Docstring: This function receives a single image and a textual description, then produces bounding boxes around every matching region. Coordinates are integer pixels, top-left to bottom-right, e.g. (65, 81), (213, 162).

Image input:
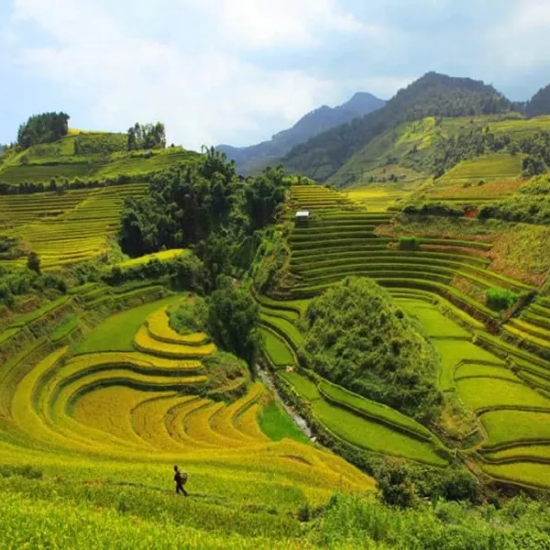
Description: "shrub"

(399, 236), (420, 251)
(402, 202), (465, 217)
(486, 287), (518, 311)
(27, 252), (41, 275)
(169, 297), (208, 335)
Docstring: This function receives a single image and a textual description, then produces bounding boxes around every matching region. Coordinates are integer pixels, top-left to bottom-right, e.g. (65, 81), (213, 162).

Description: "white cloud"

(11, 0), (345, 148)
(180, 0), (383, 49)
(485, 0), (550, 70)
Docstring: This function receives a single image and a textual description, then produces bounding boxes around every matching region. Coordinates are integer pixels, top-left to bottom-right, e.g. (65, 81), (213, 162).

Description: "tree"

(207, 277), (260, 366)
(522, 155), (547, 177)
(127, 122), (166, 150)
(17, 113), (70, 149)
(27, 252), (41, 275)
(244, 166), (288, 230)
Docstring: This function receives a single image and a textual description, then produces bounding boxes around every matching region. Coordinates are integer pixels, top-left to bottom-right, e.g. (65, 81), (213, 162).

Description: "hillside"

(0, 131), (200, 188)
(283, 72), (514, 182)
(329, 113), (550, 190)
(527, 83), (550, 118)
(217, 92), (385, 175)
(253, 182), (550, 496)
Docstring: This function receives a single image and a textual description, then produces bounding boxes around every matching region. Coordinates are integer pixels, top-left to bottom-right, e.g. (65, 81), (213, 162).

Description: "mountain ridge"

(283, 72), (515, 182)
(217, 91), (385, 175)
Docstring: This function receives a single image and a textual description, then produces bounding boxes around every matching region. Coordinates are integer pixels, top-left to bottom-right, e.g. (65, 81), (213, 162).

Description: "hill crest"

(217, 91), (385, 175)
(283, 72), (514, 182)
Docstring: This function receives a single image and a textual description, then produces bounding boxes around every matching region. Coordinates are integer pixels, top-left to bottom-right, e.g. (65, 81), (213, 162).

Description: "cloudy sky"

(1, 0), (550, 150)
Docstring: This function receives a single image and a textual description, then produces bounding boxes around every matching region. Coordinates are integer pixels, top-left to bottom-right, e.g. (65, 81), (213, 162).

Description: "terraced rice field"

(346, 187), (409, 212)
(400, 296), (550, 490)
(279, 184), (550, 490)
(253, 289), (449, 466)
(436, 154), (524, 186)
(0, 183), (148, 270)
(278, 369), (448, 466)
(288, 185), (532, 323)
(0, 296), (373, 545)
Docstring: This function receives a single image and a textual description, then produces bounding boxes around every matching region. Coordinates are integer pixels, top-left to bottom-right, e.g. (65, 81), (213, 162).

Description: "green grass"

(117, 249), (188, 269)
(433, 340), (504, 391)
(50, 314), (81, 342)
(485, 445), (550, 463)
(454, 363), (517, 381)
(318, 380), (435, 440)
(311, 399), (447, 466)
(259, 313), (304, 351)
(396, 300), (470, 339)
(0, 328), (20, 346)
(9, 296), (72, 329)
(456, 376), (550, 411)
(258, 399), (310, 444)
(438, 154), (523, 185)
(482, 462), (550, 490)
(260, 328), (295, 367)
(278, 370), (321, 401)
(480, 410), (550, 449)
(74, 296), (182, 354)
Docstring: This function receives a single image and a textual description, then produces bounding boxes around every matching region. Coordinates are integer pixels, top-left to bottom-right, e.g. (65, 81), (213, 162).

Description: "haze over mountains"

(217, 92), (385, 175)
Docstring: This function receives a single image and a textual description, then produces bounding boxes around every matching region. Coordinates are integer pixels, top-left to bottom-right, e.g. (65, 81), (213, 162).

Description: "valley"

(4, 71), (550, 547)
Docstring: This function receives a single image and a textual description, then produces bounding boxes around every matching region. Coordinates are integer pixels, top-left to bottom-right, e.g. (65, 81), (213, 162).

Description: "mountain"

(527, 83), (550, 118)
(217, 92), (385, 175)
(283, 72), (514, 182)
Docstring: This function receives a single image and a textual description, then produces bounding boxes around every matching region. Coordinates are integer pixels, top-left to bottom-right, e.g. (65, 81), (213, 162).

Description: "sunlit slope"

(0, 184), (149, 270)
(0, 132), (200, 185)
(0, 296), (373, 547)
(327, 114), (550, 192)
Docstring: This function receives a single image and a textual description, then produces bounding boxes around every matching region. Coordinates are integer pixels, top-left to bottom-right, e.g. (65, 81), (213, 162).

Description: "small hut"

(294, 210), (310, 227)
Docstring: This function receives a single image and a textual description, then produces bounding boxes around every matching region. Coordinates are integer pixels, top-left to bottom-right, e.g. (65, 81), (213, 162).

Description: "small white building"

(295, 210), (310, 227)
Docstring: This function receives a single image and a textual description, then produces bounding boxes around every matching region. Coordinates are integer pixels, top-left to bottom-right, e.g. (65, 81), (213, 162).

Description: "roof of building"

(295, 210), (310, 217)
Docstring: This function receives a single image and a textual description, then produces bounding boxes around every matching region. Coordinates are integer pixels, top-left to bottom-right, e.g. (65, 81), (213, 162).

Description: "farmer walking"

(174, 465), (188, 496)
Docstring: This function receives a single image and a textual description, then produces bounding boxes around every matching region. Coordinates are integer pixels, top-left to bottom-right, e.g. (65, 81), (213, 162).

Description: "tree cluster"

(17, 113), (70, 150)
(479, 174), (550, 224)
(299, 277), (442, 422)
(0, 265), (66, 307)
(119, 148), (289, 261)
(127, 122), (166, 151)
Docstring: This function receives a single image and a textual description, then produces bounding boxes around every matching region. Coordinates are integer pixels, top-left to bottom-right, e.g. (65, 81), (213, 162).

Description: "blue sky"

(1, 0), (550, 150)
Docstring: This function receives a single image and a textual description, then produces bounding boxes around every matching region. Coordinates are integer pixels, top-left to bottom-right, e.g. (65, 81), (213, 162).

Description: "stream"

(255, 366), (313, 439)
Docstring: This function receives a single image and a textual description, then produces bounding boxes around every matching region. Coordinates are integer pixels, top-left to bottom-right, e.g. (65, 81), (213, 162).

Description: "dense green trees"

(127, 123), (166, 150)
(244, 166), (287, 230)
(119, 151), (289, 261)
(207, 276), (260, 366)
(17, 113), (70, 150)
(299, 277), (442, 421)
(0, 267), (66, 307)
(26, 252), (41, 276)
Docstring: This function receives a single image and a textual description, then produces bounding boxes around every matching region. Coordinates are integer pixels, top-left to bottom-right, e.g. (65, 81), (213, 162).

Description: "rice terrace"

(5, 37), (550, 550)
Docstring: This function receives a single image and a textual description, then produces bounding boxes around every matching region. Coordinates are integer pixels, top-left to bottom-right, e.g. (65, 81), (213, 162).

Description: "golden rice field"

(0, 296), (373, 546)
(0, 183), (148, 270)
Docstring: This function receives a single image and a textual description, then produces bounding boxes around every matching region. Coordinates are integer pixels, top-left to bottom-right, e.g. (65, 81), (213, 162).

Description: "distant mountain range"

(217, 92), (386, 175)
(283, 72), (517, 182)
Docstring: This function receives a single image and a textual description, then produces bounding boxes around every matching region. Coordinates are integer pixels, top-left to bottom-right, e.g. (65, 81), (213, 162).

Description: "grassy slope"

(258, 399), (310, 444)
(75, 296), (183, 353)
(329, 114), (550, 192)
(0, 133), (200, 185)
